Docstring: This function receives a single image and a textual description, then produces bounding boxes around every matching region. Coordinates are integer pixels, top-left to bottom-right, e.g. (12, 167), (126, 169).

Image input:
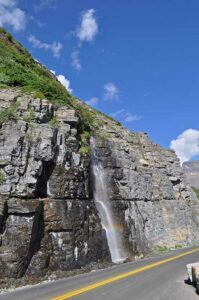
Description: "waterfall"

(90, 137), (126, 263)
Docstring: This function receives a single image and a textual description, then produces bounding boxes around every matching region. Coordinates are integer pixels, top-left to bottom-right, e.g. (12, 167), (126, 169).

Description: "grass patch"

(0, 28), (71, 106)
(78, 131), (91, 156)
(34, 91), (45, 99)
(154, 245), (169, 254)
(49, 116), (59, 128)
(22, 108), (35, 123)
(0, 101), (19, 126)
(75, 103), (97, 131)
(174, 244), (183, 249)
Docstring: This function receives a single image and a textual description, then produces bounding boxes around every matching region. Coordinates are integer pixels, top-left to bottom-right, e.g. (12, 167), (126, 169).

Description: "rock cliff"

(0, 90), (110, 280)
(0, 89), (199, 281)
(183, 161), (199, 190)
(0, 30), (199, 284)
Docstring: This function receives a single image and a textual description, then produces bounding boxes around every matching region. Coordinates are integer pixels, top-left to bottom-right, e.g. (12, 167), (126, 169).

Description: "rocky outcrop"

(0, 89), (199, 283)
(183, 161), (199, 190)
(92, 130), (199, 255)
(0, 90), (109, 280)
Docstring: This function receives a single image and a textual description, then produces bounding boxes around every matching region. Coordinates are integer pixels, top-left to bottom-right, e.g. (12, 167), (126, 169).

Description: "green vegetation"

(0, 28), (12, 41)
(33, 91), (45, 99)
(154, 244), (183, 254)
(22, 108), (35, 123)
(74, 99), (121, 132)
(174, 244), (183, 249)
(192, 187), (199, 200)
(79, 146), (91, 155)
(75, 103), (97, 130)
(49, 116), (59, 128)
(78, 131), (91, 155)
(0, 28), (124, 149)
(0, 28), (71, 106)
(97, 131), (112, 139)
(95, 108), (122, 126)
(154, 245), (169, 254)
(80, 131), (90, 144)
(0, 170), (5, 185)
(0, 101), (19, 126)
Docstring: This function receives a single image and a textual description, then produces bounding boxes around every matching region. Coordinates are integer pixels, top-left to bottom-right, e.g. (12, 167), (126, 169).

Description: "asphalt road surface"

(1, 247), (199, 300)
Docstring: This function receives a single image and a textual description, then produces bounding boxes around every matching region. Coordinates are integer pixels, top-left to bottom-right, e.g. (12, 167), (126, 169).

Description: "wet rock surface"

(0, 90), (109, 285)
(92, 129), (199, 255)
(0, 89), (199, 288)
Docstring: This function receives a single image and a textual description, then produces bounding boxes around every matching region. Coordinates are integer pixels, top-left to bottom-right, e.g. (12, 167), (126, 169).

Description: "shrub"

(76, 104), (96, 130)
(49, 116), (59, 128)
(80, 131), (90, 144)
(34, 91), (45, 99)
(0, 73), (10, 84)
(175, 244), (182, 249)
(79, 146), (91, 155)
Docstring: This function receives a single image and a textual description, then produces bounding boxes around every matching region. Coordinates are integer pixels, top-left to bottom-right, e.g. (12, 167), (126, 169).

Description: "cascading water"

(90, 137), (126, 263)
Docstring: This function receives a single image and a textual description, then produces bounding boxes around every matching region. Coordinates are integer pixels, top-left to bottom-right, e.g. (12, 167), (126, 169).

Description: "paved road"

(1, 247), (199, 300)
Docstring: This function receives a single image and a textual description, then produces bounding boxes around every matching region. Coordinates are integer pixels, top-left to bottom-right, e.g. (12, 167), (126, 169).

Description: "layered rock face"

(0, 89), (199, 281)
(183, 161), (199, 190)
(93, 133), (199, 255)
(0, 90), (109, 279)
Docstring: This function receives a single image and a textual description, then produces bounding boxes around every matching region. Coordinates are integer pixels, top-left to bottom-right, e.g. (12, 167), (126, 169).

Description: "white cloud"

(86, 97), (99, 107)
(34, 0), (57, 12)
(76, 9), (98, 43)
(57, 74), (73, 94)
(28, 35), (63, 58)
(124, 113), (142, 123)
(103, 82), (119, 100)
(29, 16), (46, 28)
(71, 51), (81, 71)
(170, 129), (199, 164)
(0, 0), (16, 6)
(110, 109), (142, 123)
(50, 70), (72, 93)
(0, 0), (26, 31)
(110, 109), (125, 118)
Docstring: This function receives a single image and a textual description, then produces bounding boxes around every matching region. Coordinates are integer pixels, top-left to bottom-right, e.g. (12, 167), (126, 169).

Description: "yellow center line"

(52, 247), (199, 300)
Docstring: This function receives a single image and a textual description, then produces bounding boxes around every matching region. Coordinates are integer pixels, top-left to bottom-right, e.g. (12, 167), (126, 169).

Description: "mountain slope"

(0, 28), (72, 105)
(0, 29), (199, 288)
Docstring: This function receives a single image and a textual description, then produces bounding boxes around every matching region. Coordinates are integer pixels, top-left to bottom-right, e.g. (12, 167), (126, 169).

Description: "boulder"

(187, 262), (199, 282)
(55, 107), (78, 124)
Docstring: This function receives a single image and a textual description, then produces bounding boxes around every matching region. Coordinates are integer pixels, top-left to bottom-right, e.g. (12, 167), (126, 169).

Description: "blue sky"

(1, 0), (199, 163)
